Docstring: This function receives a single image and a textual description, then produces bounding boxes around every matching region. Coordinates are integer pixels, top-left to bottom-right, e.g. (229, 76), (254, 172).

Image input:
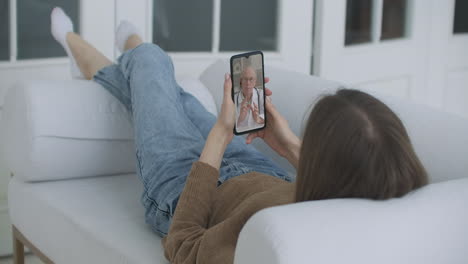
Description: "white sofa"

(2, 60), (468, 264)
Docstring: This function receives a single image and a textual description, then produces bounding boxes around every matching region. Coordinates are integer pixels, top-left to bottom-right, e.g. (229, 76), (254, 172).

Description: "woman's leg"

(118, 44), (210, 236)
(66, 32), (112, 80)
(69, 22), (143, 73)
(52, 10), (193, 236)
(51, 7), (111, 79)
(124, 34), (143, 51)
(91, 39), (209, 236)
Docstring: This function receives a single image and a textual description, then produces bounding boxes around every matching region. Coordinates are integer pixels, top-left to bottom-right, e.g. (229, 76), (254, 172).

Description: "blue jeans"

(93, 43), (290, 237)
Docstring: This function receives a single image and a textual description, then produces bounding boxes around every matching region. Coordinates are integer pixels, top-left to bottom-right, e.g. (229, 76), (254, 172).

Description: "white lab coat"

(234, 88), (265, 132)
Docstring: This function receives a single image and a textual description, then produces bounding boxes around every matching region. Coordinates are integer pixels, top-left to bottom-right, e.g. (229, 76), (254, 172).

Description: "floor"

(0, 254), (43, 264)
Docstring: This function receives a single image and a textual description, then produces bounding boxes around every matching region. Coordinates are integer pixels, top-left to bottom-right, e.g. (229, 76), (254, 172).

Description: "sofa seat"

(8, 173), (168, 264)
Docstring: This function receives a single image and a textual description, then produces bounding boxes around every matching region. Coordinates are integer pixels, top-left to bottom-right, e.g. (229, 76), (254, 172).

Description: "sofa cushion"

(8, 173), (168, 264)
(2, 77), (216, 182)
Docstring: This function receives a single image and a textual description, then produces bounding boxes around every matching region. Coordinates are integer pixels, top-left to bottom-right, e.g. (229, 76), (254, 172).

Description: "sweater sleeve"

(162, 161), (239, 264)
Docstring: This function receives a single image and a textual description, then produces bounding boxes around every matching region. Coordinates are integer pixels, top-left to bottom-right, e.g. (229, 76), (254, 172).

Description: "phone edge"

(230, 51), (266, 136)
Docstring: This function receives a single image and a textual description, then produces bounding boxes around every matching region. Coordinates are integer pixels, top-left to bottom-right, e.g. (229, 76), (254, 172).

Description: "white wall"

(0, 108), (12, 255)
(314, 0), (468, 119)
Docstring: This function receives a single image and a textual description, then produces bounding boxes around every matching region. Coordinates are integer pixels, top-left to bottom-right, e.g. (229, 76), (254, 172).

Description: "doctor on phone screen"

(234, 66), (265, 131)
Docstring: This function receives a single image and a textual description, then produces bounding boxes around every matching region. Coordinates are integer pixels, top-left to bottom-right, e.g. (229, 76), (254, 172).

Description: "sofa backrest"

(5, 59), (466, 183)
(200, 59), (468, 183)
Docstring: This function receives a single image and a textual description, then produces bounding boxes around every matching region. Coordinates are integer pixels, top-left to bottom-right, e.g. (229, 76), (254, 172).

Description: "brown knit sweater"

(162, 161), (294, 264)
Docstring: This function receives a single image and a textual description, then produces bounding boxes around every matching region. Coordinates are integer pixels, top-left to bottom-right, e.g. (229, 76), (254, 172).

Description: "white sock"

(51, 7), (83, 79)
(115, 20), (141, 53)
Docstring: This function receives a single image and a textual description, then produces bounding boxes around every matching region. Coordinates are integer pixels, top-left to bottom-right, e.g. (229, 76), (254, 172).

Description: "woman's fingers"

(218, 73), (236, 130)
(265, 87), (273, 96)
(264, 77), (270, 84)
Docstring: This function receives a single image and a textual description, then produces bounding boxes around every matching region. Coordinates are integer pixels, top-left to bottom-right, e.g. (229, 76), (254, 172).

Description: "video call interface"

(232, 54), (265, 133)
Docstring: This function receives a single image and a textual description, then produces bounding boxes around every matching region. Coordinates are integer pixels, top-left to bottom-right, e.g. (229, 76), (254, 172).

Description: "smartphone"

(230, 51), (266, 135)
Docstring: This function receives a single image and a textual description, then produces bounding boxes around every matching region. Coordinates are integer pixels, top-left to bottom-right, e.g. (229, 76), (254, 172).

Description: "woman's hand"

(199, 73), (235, 169)
(246, 87), (301, 169)
(214, 73), (236, 142)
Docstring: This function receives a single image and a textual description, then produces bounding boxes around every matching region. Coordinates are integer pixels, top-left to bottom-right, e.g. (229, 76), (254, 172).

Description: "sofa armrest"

(2, 80), (136, 182)
(235, 177), (468, 264)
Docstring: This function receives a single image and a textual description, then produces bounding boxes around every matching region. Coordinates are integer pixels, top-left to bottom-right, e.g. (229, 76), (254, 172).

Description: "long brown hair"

(296, 89), (428, 202)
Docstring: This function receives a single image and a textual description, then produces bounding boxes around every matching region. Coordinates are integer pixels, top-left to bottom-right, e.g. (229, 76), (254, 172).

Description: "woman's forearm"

(284, 136), (301, 170)
(199, 123), (232, 170)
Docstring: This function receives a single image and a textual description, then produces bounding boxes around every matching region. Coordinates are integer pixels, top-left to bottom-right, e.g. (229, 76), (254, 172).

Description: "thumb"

(246, 132), (258, 144)
(265, 97), (279, 116)
(223, 73), (232, 102)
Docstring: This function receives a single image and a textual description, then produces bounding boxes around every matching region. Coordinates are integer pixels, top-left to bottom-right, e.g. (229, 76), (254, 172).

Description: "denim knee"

(118, 43), (174, 80)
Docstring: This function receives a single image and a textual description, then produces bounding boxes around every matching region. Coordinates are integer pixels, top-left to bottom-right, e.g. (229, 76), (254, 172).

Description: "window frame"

(138, 0), (314, 77)
(1, 0), (314, 75)
(0, 0), (79, 68)
(453, 0), (468, 35)
(148, 0), (282, 57)
(344, 0), (413, 48)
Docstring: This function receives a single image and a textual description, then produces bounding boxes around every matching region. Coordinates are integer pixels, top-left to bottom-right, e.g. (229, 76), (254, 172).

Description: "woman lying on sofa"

(51, 7), (428, 264)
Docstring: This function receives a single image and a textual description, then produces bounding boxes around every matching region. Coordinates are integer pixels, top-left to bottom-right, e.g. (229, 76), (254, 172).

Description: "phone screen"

(230, 51), (266, 135)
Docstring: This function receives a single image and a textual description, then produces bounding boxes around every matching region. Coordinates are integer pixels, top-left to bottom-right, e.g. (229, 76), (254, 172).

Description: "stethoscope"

(236, 88), (261, 110)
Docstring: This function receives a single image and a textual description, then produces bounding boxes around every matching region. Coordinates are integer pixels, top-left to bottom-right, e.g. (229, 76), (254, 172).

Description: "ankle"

(124, 34), (143, 51)
(65, 32), (75, 47)
(115, 20), (142, 53)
